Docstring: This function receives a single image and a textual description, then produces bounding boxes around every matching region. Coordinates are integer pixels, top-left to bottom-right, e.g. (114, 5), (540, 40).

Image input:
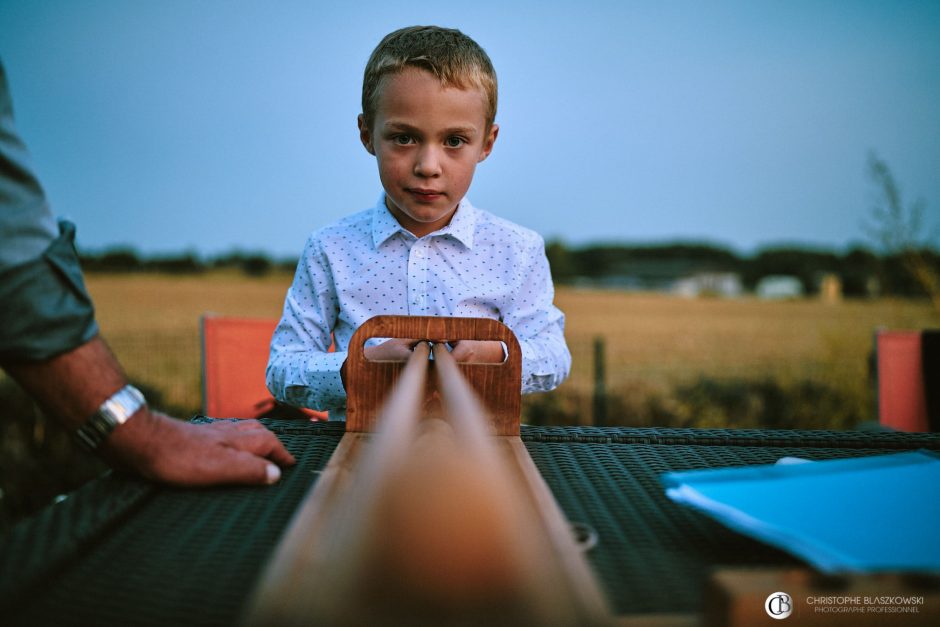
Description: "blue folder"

(662, 450), (940, 572)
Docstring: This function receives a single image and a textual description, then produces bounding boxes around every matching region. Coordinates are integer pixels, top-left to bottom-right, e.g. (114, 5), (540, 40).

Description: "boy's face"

(358, 67), (498, 238)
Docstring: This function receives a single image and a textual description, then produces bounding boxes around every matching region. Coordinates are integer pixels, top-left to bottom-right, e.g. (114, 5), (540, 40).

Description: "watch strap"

(75, 384), (146, 450)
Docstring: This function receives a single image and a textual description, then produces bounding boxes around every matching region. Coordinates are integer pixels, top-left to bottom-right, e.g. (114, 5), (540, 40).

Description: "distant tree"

(571, 245), (621, 279)
(544, 240), (577, 283)
(628, 243), (739, 266)
(863, 153), (940, 310)
(80, 247), (142, 272)
(276, 257), (300, 273)
(210, 252), (241, 270)
(840, 247), (880, 297)
(240, 255), (272, 277)
(563, 242), (740, 282)
(149, 252), (204, 274)
(211, 250), (275, 276)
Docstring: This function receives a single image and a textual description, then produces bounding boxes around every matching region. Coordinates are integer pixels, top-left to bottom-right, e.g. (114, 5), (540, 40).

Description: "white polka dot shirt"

(266, 194), (571, 417)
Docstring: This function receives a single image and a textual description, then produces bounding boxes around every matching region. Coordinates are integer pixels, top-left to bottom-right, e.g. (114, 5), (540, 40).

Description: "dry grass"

(87, 271), (293, 413)
(83, 273), (940, 427)
(552, 289), (938, 427)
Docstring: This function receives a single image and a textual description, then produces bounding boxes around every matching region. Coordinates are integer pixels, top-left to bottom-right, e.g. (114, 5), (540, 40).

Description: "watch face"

(76, 385), (146, 450)
(104, 385), (146, 425)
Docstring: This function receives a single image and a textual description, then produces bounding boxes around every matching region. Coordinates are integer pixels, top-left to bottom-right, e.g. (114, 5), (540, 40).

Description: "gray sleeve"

(0, 59), (58, 269)
(0, 220), (99, 361)
(0, 60), (99, 362)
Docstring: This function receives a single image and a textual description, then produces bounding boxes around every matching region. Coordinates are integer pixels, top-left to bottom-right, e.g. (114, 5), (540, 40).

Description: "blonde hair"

(361, 26), (498, 131)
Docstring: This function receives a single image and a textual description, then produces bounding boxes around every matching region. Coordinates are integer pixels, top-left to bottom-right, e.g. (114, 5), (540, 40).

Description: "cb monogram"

(765, 591), (793, 619)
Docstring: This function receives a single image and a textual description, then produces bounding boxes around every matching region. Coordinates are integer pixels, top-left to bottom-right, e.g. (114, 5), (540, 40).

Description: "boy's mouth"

(407, 188), (445, 202)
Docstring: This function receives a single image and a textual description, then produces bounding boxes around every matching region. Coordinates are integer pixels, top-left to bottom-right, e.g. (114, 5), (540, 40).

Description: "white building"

(756, 275), (804, 299)
(673, 273), (744, 298)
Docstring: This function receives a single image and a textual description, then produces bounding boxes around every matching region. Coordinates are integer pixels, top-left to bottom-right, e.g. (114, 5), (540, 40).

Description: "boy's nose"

(413, 147), (442, 178)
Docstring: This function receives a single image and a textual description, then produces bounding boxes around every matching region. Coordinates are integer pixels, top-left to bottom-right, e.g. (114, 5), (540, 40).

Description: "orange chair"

(201, 315), (329, 420)
(874, 329), (938, 432)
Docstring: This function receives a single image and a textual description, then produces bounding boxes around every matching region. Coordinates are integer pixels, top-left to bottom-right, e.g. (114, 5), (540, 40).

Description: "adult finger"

(192, 448), (283, 486)
(227, 428), (297, 467)
(230, 418), (265, 431)
(203, 419), (296, 466)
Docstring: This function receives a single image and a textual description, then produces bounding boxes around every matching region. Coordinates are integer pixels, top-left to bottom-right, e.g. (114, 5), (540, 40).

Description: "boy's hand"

(448, 340), (505, 364)
(342, 338), (421, 389)
(364, 338), (422, 361)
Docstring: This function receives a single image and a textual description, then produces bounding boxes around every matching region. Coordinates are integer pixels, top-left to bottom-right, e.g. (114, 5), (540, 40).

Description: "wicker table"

(2, 419), (938, 625)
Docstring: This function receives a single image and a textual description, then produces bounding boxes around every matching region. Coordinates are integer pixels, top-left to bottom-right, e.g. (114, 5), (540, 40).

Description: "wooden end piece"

(344, 315), (522, 435)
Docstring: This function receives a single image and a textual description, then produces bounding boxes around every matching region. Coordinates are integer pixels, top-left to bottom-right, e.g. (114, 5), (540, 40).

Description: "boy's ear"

(357, 114), (375, 155)
(478, 123), (499, 163)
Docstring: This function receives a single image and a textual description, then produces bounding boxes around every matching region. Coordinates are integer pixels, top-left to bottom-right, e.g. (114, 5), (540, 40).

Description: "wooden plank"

(244, 344), (431, 626)
(345, 315), (522, 434)
(242, 430), (366, 623)
(501, 435), (612, 621)
(246, 317), (614, 625)
(432, 342), (612, 623)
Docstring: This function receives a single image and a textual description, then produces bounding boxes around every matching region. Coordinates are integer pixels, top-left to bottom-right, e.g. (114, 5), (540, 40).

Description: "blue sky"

(1, 0), (938, 257)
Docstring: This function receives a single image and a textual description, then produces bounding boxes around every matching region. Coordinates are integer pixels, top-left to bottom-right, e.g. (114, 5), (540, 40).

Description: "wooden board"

(245, 325), (612, 625)
(344, 316), (522, 435)
(245, 431), (612, 626)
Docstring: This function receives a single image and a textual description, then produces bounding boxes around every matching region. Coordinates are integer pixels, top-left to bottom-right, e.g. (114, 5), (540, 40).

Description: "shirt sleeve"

(0, 60), (99, 363)
(266, 234), (347, 411)
(0, 60), (59, 268)
(502, 233), (571, 393)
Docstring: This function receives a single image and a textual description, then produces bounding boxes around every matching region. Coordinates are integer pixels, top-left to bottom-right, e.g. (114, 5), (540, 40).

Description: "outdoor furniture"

(874, 329), (940, 432)
(3, 420), (938, 625)
(201, 314), (329, 420)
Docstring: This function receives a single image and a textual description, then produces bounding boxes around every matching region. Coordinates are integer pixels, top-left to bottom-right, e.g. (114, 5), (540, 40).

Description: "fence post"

(593, 337), (606, 427)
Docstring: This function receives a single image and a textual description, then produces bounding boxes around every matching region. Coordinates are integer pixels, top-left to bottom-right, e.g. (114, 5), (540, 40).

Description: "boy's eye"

(393, 135), (414, 145)
(445, 136), (465, 148)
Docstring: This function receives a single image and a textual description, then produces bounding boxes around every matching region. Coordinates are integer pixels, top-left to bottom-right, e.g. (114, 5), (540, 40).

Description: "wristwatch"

(75, 384), (147, 450)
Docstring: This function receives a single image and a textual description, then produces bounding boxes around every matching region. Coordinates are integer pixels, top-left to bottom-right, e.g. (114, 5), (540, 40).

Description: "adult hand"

(104, 409), (296, 487)
(448, 340), (505, 364)
(4, 336), (297, 488)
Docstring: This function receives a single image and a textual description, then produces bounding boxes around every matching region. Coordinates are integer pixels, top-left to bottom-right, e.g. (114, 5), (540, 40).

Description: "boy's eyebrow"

(443, 126), (478, 137)
(382, 121), (479, 137)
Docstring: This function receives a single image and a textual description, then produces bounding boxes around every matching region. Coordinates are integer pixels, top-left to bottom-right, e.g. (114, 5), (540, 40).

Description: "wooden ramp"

(245, 316), (611, 626)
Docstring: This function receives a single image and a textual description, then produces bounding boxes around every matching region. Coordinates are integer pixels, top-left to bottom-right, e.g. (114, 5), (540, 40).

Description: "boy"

(266, 26), (570, 418)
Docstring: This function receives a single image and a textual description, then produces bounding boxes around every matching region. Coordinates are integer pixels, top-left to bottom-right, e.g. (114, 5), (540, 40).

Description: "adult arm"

(1, 59), (294, 485)
(3, 336), (294, 485)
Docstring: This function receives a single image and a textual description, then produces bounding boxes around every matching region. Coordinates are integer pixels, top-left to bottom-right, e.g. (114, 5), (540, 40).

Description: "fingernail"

(266, 464), (281, 484)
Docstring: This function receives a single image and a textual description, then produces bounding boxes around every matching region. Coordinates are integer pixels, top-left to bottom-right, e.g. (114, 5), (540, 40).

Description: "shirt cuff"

(0, 221), (99, 362)
(286, 350), (348, 411)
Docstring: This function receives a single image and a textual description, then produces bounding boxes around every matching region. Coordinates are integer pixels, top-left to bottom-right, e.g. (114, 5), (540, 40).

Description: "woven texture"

(1, 421), (343, 627)
(1, 420), (936, 624)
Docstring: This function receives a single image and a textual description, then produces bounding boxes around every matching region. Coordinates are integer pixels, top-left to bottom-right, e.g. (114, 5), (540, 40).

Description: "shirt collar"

(371, 193), (477, 250)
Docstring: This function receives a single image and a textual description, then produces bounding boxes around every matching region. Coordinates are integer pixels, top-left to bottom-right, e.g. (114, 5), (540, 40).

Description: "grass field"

(2, 271), (937, 530)
(82, 271), (940, 430)
(553, 289), (938, 428)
